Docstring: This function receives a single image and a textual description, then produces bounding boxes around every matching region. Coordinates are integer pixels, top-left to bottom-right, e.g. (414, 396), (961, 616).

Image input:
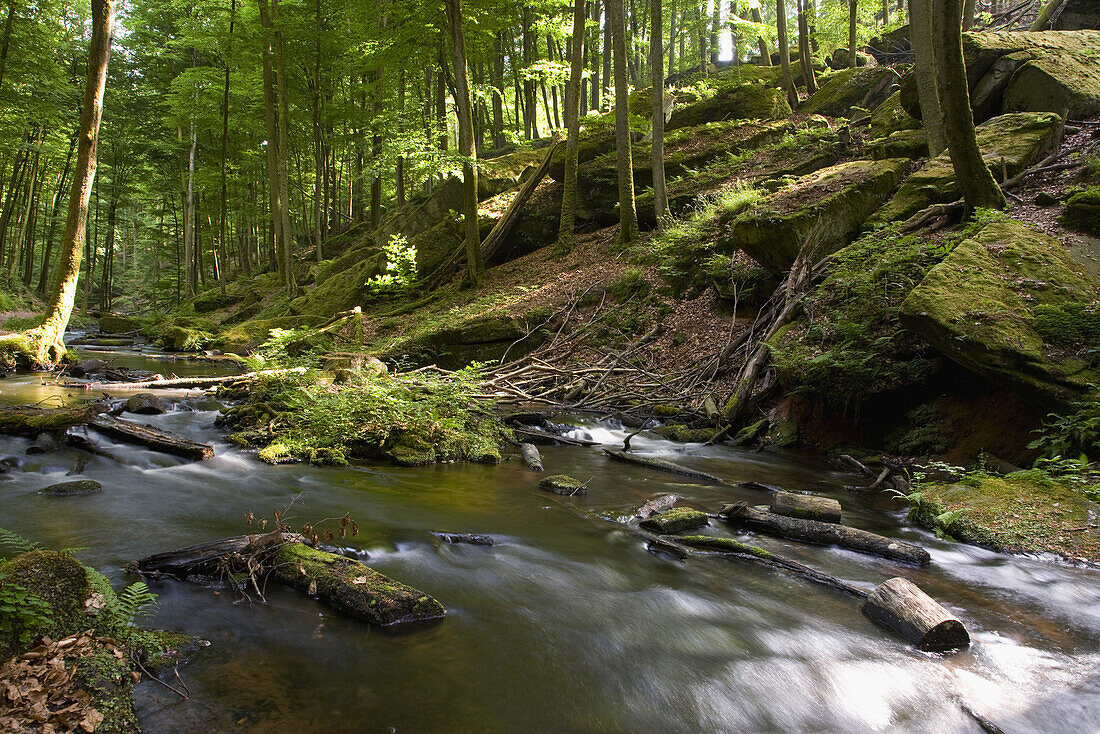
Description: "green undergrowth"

(768, 212), (1006, 411)
(220, 341), (507, 467)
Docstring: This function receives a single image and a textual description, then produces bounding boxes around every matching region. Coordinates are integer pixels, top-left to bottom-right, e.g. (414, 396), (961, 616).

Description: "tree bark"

(751, 5), (771, 66)
(848, 0), (858, 68)
(445, 0), (484, 288)
(909, 0), (947, 156)
(862, 576), (970, 651)
(776, 0), (797, 107)
(25, 0), (113, 367)
(607, 0), (638, 245)
(1030, 0), (1066, 29)
(797, 0), (817, 94)
(651, 0), (670, 229)
(558, 0), (588, 251)
(932, 0), (1006, 212)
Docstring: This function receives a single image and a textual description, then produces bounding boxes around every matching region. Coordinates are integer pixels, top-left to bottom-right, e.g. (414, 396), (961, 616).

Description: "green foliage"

(114, 582), (158, 627)
(1028, 392), (1100, 461)
(0, 574), (53, 650)
(1034, 303), (1100, 347)
(366, 234), (418, 297)
(609, 268), (650, 302)
(0, 527), (41, 556)
(242, 327), (319, 371)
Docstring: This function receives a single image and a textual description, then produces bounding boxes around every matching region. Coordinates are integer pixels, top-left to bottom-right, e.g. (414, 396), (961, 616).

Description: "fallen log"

(720, 502), (931, 566)
(603, 449), (729, 484)
(432, 531), (495, 546)
(0, 404), (107, 436)
(520, 443), (544, 471)
(89, 414), (215, 460)
(133, 532), (289, 578)
(632, 493), (678, 519)
(771, 491), (842, 523)
(273, 542), (446, 627)
(69, 366), (307, 391)
(514, 426), (599, 446)
(861, 576), (970, 651)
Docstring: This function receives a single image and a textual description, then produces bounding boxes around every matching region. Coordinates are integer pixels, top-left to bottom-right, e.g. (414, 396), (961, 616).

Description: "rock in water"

(539, 474), (586, 495)
(432, 532), (495, 546)
(70, 359), (106, 378)
(639, 508), (710, 534)
(125, 392), (167, 415)
(38, 480), (103, 496)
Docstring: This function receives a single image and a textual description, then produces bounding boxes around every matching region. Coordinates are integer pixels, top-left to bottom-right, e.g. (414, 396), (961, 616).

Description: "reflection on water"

(1, 351), (1098, 732)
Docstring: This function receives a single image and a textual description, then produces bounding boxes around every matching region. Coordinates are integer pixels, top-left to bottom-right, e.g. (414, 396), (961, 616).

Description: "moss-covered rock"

(911, 472), (1100, 563)
(1061, 187), (1100, 236)
(191, 289), (246, 314)
(149, 316), (220, 352)
(217, 315), (326, 353)
(801, 67), (900, 117)
(37, 479), (103, 496)
(719, 157), (909, 273)
(639, 507), (710, 533)
(288, 254), (384, 317)
(98, 314), (139, 334)
(0, 550), (89, 660)
(667, 82), (792, 130)
(899, 218), (1100, 403)
(651, 424), (715, 443)
(869, 90), (922, 139)
(867, 128), (928, 160)
(539, 474), (586, 495)
(869, 112), (1062, 224)
(273, 542), (445, 627)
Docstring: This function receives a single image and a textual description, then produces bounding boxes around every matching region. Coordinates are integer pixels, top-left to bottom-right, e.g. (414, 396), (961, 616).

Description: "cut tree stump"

(273, 543), (445, 627)
(861, 576), (970, 651)
(603, 450), (729, 484)
(720, 503), (930, 566)
(90, 414), (214, 460)
(770, 491), (843, 523)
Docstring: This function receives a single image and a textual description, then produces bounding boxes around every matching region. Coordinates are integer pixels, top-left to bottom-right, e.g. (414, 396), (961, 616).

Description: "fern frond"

(116, 581), (158, 625)
(0, 527), (40, 555)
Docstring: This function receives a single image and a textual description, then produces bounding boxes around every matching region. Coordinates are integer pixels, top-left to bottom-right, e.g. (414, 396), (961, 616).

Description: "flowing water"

(1, 349), (1099, 733)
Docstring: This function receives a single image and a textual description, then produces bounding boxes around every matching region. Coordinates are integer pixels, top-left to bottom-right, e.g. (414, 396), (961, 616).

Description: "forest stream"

(2, 346), (1098, 733)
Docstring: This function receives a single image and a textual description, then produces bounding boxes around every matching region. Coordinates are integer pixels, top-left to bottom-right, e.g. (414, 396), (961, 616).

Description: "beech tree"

(607, 0), (637, 245)
(651, 0), (670, 229)
(557, 0), (587, 250)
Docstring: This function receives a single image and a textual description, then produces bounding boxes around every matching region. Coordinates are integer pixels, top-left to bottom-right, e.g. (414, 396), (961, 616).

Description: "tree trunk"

(219, 0), (236, 289)
(272, 0), (294, 292)
(0, 0), (14, 95)
(651, 0), (669, 229)
(909, 0), (947, 156)
(444, 0), (484, 288)
(558, 0), (588, 251)
(751, 5), (771, 66)
(777, 0), (797, 106)
(608, 0), (638, 245)
(1030, 0), (1066, 29)
(37, 132), (77, 295)
(602, 0), (612, 109)
(932, 0), (1005, 212)
(848, 0), (858, 68)
(797, 0), (817, 94)
(258, 0), (289, 289)
(26, 0), (113, 368)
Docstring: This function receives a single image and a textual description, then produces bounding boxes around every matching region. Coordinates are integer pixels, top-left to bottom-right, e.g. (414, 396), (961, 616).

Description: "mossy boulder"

(38, 479), (103, 496)
(667, 82), (793, 130)
(718, 157), (909, 273)
(639, 507), (710, 533)
(899, 219), (1100, 403)
(539, 474), (585, 495)
(150, 316), (220, 352)
(1061, 187), (1100, 236)
(867, 128), (928, 160)
(651, 424), (715, 443)
(433, 313), (525, 346)
(868, 91), (921, 138)
(0, 550), (89, 660)
(217, 315), (326, 353)
(801, 67), (900, 117)
(125, 392), (167, 415)
(288, 254), (384, 316)
(98, 314), (139, 334)
(869, 112), (1062, 224)
(273, 542), (445, 627)
(191, 289), (245, 314)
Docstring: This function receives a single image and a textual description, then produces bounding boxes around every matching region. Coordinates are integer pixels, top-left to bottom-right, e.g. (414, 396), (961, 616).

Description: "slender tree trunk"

(777, 0), (797, 107)
(651, 0), (670, 228)
(668, 2), (677, 75)
(0, 0), (15, 95)
(396, 67), (406, 205)
(932, 0), (1005, 212)
(602, 0), (612, 109)
(492, 33), (507, 147)
(370, 4), (387, 229)
(608, 0), (638, 244)
(311, 0), (324, 260)
(909, 0), (947, 156)
(1030, 0), (1066, 29)
(219, 0), (236, 288)
(751, 6), (771, 65)
(710, 0), (721, 66)
(272, 0), (294, 292)
(558, 0), (588, 251)
(444, 0), (484, 287)
(962, 0), (976, 29)
(797, 0), (816, 93)
(258, 0), (285, 285)
(37, 132), (76, 295)
(28, 0), (113, 367)
(848, 0), (858, 68)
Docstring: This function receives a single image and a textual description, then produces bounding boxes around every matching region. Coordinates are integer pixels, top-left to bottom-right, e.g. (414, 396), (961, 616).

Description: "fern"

(115, 581), (158, 626)
(0, 527), (40, 556)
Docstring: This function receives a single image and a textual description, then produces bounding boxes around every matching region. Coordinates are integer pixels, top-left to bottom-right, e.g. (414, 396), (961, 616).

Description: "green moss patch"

(639, 507), (710, 533)
(801, 66), (900, 117)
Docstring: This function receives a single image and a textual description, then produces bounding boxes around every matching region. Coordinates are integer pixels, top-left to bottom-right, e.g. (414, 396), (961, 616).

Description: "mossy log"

(0, 404), (107, 436)
(770, 491), (843, 523)
(273, 543), (445, 627)
(720, 503), (931, 566)
(90, 414), (215, 460)
(71, 366), (307, 391)
(862, 576), (970, 651)
(603, 449), (729, 484)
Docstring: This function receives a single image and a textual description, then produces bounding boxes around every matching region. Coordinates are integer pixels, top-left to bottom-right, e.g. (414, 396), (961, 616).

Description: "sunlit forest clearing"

(0, 0), (1099, 731)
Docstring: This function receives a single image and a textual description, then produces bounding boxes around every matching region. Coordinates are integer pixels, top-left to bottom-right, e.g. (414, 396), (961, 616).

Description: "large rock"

(98, 314), (138, 334)
(718, 158), (909, 273)
(38, 479), (103, 496)
(1052, 0), (1100, 29)
(869, 90), (921, 138)
(801, 67), (901, 117)
(667, 82), (792, 129)
(900, 219), (1100, 403)
(0, 551), (89, 659)
(1061, 187), (1100, 236)
(865, 24), (911, 64)
(870, 112), (1062, 224)
(126, 392), (167, 415)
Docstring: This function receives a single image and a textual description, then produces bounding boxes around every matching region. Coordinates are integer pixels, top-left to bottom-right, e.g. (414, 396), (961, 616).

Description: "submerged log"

(273, 542), (445, 627)
(720, 503), (930, 566)
(432, 531), (494, 546)
(861, 576), (970, 651)
(770, 491), (843, 523)
(70, 366), (307, 391)
(90, 414), (215, 460)
(604, 449), (728, 484)
(0, 404), (107, 436)
(519, 443), (544, 471)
